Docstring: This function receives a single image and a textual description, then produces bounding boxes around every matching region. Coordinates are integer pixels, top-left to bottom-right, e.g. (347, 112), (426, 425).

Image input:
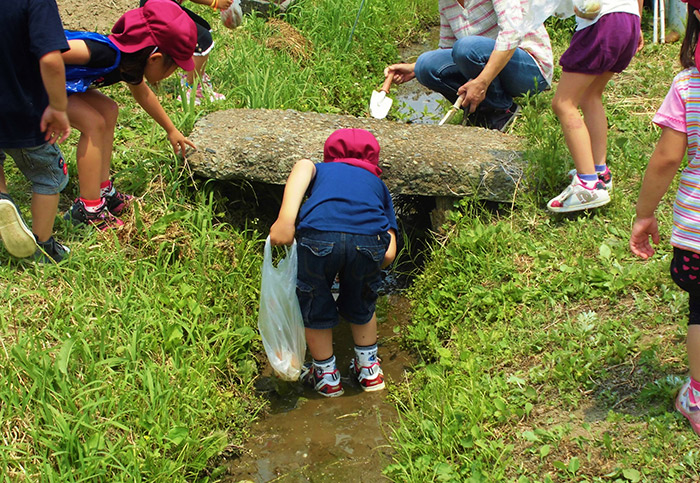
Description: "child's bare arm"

(381, 229), (397, 269)
(270, 159), (316, 246)
(61, 39), (90, 65)
(188, 0), (233, 10)
(630, 127), (687, 259)
(128, 81), (196, 156)
(38, 50), (70, 143)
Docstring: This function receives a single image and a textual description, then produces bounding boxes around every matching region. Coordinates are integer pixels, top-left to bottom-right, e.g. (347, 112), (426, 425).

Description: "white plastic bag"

(221, 0), (243, 29)
(517, 0), (575, 35)
(258, 236), (306, 381)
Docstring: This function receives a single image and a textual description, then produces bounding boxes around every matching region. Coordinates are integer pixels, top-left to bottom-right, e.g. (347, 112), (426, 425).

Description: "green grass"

(2, 1), (697, 481)
(385, 15), (700, 483)
(0, 0), (436, 479)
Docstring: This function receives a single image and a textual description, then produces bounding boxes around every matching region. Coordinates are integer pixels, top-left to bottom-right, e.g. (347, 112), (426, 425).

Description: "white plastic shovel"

(369, 75), (394, 119)
(438, 94), (465, 126)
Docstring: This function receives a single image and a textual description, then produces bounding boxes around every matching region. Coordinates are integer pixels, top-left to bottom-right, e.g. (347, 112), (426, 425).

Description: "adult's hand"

(384, 63), (416, 85)
(458, 77), (488, 113)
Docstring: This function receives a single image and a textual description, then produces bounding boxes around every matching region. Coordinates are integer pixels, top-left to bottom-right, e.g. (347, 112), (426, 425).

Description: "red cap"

(323, 129), (382, 177)
(109, 0), (197, 72)
(684, 0), (700, 8)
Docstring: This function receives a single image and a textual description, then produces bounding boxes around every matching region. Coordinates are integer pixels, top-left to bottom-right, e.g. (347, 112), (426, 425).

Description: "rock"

(186, 108), (525, 202)
(240, 0), (295, 15)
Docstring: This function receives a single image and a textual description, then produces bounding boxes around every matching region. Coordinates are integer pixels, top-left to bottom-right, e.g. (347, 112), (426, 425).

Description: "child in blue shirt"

(270, 128), (398, 397)
(0, 0), (71, 262)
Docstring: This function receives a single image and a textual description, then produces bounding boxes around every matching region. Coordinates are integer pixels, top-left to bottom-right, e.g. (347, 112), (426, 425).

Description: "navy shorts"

(560, 13), (640, 75)
(296, 229), (390, 330)
(0, 144), (68, 195)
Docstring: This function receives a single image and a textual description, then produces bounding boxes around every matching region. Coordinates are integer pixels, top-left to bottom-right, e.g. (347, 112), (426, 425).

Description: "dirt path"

(57, 1), (134, 33)
(224, 295), (414, 482)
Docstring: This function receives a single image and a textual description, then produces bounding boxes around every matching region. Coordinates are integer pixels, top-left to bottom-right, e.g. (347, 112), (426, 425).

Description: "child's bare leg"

(30, 193), (59, 242)
(68, 91), (118, 200)
(305, 327), (334, 361)
(689, 325), (700, 382)
(0, 163), (7, 192)
(187, 55), (208, 85)
(579, 72), (615, 167)
(349, 313), (385, 391)
(350, 313), (378, 347)
(552, 71), (600, 175)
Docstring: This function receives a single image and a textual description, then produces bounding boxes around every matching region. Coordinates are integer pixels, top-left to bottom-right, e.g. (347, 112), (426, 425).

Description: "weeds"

(386, 14), (700, 483)
(1, 0), (695, 480)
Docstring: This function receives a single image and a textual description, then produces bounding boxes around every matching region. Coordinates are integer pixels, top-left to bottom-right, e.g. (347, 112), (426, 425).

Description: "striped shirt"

(438, 0), (553, 85)
(653, 68), (700, 253)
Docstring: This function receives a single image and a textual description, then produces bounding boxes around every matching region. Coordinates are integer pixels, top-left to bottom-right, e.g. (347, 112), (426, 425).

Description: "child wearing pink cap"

(270, 129), (398, 397)
(61, 0), (198, 229)
(140, 0), (234, 105)
(547, 0), (643, 213)
(630, 0), (700, 437)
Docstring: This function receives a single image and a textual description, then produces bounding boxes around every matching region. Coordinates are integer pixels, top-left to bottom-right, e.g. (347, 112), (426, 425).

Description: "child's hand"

(40, 106), (70, 144)
(167, 129), (196, 157)
(630, 216), (660, 259)
(270, 219), (296, 246)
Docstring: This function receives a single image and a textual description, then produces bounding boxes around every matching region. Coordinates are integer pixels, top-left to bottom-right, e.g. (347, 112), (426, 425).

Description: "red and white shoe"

(350, 357), (385, 392)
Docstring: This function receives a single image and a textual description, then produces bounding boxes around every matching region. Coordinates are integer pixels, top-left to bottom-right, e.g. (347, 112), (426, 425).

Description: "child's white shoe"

(547, 177), (610, 213)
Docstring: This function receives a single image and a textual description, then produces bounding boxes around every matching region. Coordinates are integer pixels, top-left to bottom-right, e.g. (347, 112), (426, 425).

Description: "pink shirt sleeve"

(653, 76), (687, 133)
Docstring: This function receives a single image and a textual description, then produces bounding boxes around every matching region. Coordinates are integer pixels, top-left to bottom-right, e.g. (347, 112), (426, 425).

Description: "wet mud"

(224, 295), (414, 483)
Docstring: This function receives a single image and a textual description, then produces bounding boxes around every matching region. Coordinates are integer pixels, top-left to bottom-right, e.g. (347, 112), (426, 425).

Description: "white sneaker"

(547, 177), (610, 213)
(567, 166), (613, 192)
(349, 356), (385, 392)
(676, 379), (700, 436)
(0, 195), (37, 258)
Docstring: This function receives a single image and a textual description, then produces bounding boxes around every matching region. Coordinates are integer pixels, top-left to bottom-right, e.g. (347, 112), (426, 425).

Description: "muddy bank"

(224, 295), (414, 482)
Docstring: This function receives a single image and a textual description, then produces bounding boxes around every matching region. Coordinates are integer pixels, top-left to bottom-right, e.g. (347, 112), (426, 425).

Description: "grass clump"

(386, 15), (700, 483)
(0, 0), (434, 479)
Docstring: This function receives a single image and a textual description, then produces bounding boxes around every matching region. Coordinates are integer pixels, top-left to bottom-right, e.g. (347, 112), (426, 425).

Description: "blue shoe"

(35, 236), (70, 263)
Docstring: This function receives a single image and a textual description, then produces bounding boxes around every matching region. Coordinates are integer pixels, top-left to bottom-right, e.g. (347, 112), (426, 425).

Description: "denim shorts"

(0, 144), (68, 195)
(296, 229), (390, 329)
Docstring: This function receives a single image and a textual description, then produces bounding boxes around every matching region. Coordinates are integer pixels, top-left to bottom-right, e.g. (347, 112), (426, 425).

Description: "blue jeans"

(296, 229), (390, 329)
(414, 36), (549, 111)
(0, 144), (68, 195)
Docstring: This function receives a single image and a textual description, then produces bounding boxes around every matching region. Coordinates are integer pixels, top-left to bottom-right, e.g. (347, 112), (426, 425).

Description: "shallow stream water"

(390, 28), (445, 125)
(224, 295), (414, 482)
(223, 31), (443, 483)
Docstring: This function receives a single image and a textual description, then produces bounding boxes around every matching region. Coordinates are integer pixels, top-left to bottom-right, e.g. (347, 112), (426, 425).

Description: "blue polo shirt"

(0, 0), (68, 149)
(297, 162), (398, 235)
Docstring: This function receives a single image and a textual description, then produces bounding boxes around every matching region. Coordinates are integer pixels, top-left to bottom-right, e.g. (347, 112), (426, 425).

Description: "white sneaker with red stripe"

(547, 176), (610, 213)
(350, 356), (385, 392)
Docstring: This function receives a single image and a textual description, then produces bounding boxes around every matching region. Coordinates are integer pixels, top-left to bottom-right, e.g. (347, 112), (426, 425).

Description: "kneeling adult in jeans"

(385, 0), (553, 131)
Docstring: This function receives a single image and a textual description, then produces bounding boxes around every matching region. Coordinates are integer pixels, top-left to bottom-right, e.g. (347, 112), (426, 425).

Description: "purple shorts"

(560, 12), (640, 75)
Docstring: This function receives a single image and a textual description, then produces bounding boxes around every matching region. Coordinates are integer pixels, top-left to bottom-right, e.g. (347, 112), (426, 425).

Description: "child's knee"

(104, 99), (119, 126)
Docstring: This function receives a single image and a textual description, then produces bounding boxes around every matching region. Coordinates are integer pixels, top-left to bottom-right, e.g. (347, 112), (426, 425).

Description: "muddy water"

(392, 28), (445, 125)
(224, 295), (414, 483)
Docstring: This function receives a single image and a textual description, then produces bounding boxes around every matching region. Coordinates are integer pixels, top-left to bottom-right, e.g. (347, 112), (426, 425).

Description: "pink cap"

(109, 0), (197, 71)
(323, 129), (382, 177)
